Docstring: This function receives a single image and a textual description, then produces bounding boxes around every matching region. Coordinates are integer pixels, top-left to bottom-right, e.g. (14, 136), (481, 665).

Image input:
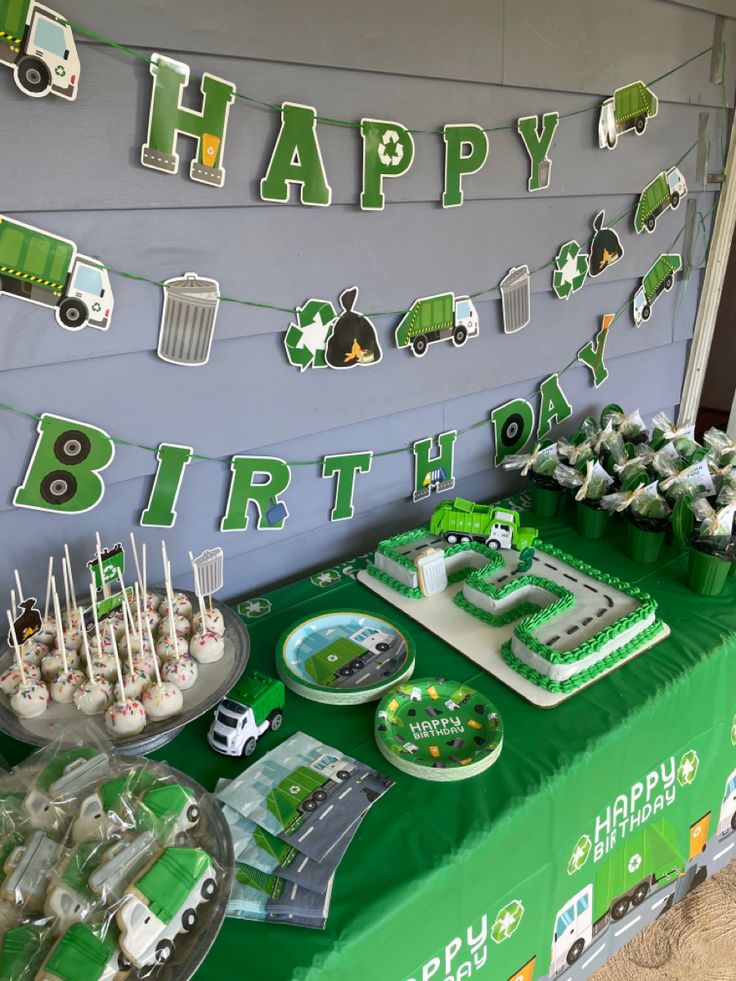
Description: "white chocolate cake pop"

(1, 662), (41, 694)
(159, 613), (191, 639)
(11, 681), (50, 718)
(115, 670), (149, 701)
(140, 609), (161, 635)
(160, 592), (192, 619)
(51, 668), (84, 704)
(104, 629), (145, 737)
(189, 630), (225, 664)
(192, 607), (224, 637)
(129, 651), (158, 678)
(19, 639), (48, 664)
(74, 675), (113, 715)
(90, 654), (118, 682)
(155, 634), (188, 661)
(161, 655), (198, 690)
(142, 680), (183, 720)
(41, 648), (80, 681)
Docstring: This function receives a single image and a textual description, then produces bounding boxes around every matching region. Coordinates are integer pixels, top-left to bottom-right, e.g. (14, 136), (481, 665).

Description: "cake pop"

(116, 586), (151, 701)
(192, 607), (224, 637)
(161, 655), (198, 690)
(73, 612), (112, 716)
(6, 611), (48, 719)
(141, 617), (183, 722)
(155, 634), (188, 661)
(0, 661), (41, 694)
(158, 613), (191, 639)
(189, 630), (225, 664)
(160, 592), (193, 619)
(104, 629), (145, 737)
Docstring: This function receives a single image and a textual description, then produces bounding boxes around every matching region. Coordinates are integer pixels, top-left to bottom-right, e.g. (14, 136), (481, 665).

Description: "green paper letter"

(413, 431), (456, 501)
(443, 124), (489, 208)
(322, 451), (373, 521)
(577, 316), (612, 389)
(14, 413), (114, 514)
(140, 443), (193, 527)
(261, 102), (332, 207)
(491, 398), (535, 465)
(141, 53), (236, 188)
(221, 456), (291, 531)
(517, 112), (559, 192)
(360, 118), (415, 211)
(537, 374), (573, 438)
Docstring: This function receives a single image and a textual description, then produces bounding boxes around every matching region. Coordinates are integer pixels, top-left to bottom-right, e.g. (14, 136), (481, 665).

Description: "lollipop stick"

(63, 544), (77, 615)
(141, 543), (147, 609)
(109, 628), (125, 701)
(13, 570), (23, 603)
(79, 607), (94, 678)
(120, 591), (135, 678)
(133, 583), (145, 655)
(61, 556), (72, 627)
(52, 586), (68, 674)
(6, 611), (25, 685)
(129, 532), (143, 596)
(145, 617), (162, 681)
(89, 583), (102, 655)
(43, 557), (54, 623)
(95, 532), (110, 600)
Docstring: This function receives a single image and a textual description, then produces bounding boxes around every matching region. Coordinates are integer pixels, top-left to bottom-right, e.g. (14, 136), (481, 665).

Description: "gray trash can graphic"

(499, 265), (531, 334)
(157, 272), (221, 366)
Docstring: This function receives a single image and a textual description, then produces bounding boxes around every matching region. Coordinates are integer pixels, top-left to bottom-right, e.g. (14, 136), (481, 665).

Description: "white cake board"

(357, 572), (670, 708)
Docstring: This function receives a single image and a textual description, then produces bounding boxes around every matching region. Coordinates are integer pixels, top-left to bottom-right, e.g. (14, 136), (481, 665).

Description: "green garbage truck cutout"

(0, 215), (114, 331)
(551, 820), (684, 975)
(598, 80), (658, 149)
(0, 0), (80, 100)
(632, 253), (681, 326)
(430, 498), (537, 551)
(395, 292), (479, 357)
(635, 167), (687, 234)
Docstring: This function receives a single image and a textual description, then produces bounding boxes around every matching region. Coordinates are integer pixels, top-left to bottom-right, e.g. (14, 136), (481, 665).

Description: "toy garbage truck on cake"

(0, 0), (80, 100)
(395, 292), (479, 357)
(0, 216), (114, 331)
(208, 672), (285, 757)
(598, 81), (658, 149)
(117, 846), (216, 969)
(634, 167), (687, 234)
(429, 497), (537, 551)
(632, 253), (682, 326)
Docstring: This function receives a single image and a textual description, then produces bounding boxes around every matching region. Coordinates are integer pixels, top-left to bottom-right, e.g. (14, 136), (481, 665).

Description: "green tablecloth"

(4, 497), (736, 981)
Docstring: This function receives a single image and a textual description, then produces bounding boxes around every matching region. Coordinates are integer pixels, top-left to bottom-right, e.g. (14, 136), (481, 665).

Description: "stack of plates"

(374, 678), (503, 782)
(276, 610), (415, 705)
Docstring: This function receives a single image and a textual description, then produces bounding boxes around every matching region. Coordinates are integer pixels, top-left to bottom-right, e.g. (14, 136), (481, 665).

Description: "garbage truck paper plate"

(275, 611), (416, 705)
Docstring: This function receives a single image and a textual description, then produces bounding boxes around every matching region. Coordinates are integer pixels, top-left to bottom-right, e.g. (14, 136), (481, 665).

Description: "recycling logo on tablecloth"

(677, 749), (700, 786)
(491, 899), (524, 944)
(238, 597), (272, 619)
(553, 240), (589, 299)
(284, 299), (337, 371)
(731, 714), (736, 746)
(377, 130), (404, 167)
(310, 569), (341, 588)
(567, 834), (592, 875)
(628, 853), (642, 873)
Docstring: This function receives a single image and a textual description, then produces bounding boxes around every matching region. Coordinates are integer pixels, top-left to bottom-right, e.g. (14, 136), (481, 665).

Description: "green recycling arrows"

(553, 240), (589, 299)
(284, 299), (337, 370)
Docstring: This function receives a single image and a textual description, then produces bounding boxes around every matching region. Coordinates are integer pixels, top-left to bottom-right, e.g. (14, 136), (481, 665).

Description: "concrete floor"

(592, 860), (736, 980)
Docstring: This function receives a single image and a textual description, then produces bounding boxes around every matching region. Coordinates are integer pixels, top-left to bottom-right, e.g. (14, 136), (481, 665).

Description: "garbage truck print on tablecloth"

(0, 216), (113, 331)
(0, 0), (80, 100)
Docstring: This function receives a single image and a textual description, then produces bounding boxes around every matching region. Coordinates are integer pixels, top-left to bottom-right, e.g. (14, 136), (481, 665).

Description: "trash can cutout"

(500, 265), (531, 334)
(158, 272), (221, 366)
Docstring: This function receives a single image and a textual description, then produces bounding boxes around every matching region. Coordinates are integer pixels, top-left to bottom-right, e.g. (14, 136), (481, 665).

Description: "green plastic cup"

(576, 501), (610, 540)
(687, 547), (731, 596)
(625, 520), (665, 564)
(530, 484), (561, 517)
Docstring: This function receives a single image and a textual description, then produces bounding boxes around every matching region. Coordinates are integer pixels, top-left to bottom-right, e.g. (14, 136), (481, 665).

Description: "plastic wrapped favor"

(650, 412), (700, 460)
(609, 408), (649, 443)
(0, 732), (231, 980)
(704, 427), (736, 467)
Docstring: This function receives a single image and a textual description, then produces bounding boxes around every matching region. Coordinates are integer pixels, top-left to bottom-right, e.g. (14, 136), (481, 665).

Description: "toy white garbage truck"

(0, 216), (114, 331)
(208, 672), (285, 757)
(395, 292), (479, 357)
(0, 0), (80, 100)
(117, 847), (216, 968)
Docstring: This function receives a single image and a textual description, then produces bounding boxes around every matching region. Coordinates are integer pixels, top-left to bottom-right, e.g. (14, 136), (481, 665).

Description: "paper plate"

(374, 678), (503, 781)
(277, 611), (415, 705)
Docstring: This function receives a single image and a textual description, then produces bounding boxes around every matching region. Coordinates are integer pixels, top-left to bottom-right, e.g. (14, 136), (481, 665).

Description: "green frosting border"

(500, 618), (667, 693)
(368, 526), (660, 678)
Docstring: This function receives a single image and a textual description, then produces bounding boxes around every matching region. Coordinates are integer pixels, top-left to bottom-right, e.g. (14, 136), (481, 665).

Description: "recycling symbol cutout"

(284, 299), (337, 372)
(677, 749), (700, 786)
(378, 130), (404, 167)
(628, 853), (642, 873)
(567, 834), (592, 875)
(491, 899), (524, 944)
(553, 240), (589, 300)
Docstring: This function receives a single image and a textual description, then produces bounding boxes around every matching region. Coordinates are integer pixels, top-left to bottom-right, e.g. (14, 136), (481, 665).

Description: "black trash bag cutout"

(588, 211), (624, 278)
(324, 287), (382, 369)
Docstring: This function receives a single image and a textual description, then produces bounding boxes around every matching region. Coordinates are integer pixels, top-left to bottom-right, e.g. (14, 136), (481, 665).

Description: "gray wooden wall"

(0, 0), (733, 601)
